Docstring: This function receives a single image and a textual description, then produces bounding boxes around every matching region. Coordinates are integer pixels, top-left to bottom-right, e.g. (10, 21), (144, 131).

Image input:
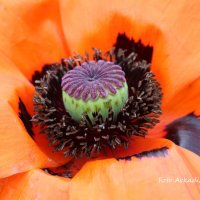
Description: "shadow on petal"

(165, 113), (200, 156)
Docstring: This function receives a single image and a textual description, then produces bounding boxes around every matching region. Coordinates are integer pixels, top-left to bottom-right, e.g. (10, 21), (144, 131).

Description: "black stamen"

(113, 33), (153, 63)
(31, 47), (162, 158)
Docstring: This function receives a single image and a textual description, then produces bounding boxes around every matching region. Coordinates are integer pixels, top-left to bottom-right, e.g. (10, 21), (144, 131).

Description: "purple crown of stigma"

(61, 60), (126, 101)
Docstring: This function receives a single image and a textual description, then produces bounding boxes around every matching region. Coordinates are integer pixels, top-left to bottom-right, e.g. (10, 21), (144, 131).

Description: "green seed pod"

(61, 60), (128, 123)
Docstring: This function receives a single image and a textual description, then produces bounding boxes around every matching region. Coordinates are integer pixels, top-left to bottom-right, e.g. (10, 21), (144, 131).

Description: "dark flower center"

(17, 34), (163, 178)
(31, 48), (162, 159)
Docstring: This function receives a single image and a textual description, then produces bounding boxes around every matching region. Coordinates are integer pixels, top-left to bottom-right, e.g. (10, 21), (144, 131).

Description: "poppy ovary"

(61, 60), (129, 123)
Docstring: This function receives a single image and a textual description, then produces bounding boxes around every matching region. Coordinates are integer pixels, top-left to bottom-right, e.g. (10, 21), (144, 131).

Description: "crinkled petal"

(0, 0), (69, 79)
(69, 145), (200, 200)
(0, 56), (70, 178)
(148, 77), (200, 138)
(0, 138), (199, 199)
(0, 169), (70, 199)
(60, 0), (200, 105)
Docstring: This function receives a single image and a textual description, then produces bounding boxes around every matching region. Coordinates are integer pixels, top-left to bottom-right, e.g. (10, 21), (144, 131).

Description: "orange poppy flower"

(0, 0), (200, 199)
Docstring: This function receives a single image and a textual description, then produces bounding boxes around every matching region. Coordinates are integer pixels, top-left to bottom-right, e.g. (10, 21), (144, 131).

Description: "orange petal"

(0, 100), (60, 178)
(0, 169), (70, 199)
(0, 55), (70, 178)
(0, 0), (69, 79)
(148, 77), (200, 138)
(60, 0), (200, 104)
(163, 77), (200, 117)
(0, 139), (199, 199)
(69, 142), (200, 199)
